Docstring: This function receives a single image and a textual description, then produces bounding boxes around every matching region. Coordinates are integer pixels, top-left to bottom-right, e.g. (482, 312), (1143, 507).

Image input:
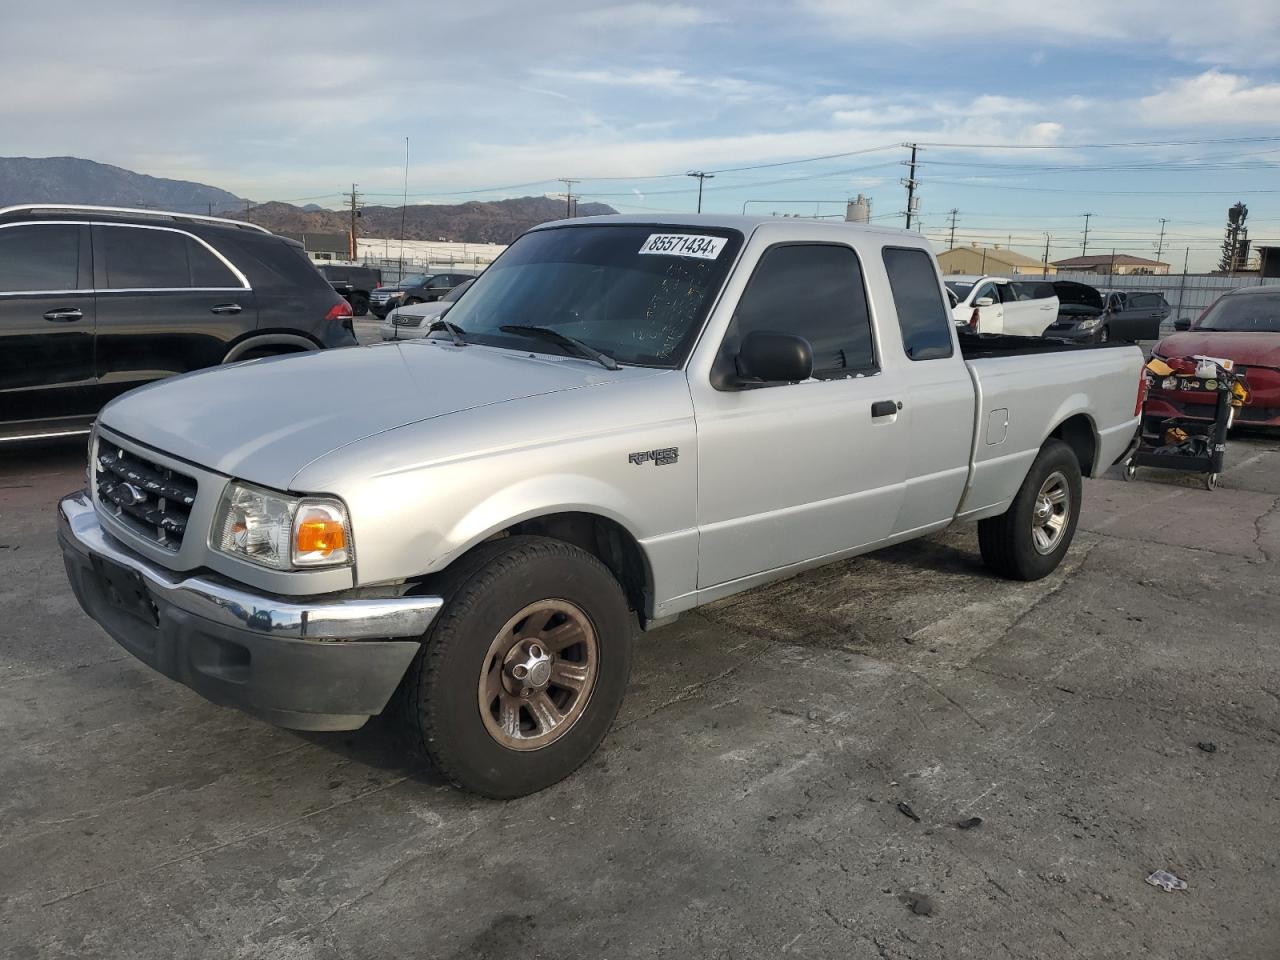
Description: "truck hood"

(98, 342), (656, 490)
(1154, 331), (1280, 369)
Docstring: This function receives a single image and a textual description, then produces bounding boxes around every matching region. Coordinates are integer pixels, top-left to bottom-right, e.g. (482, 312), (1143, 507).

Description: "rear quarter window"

(206, 233), (333, 291)
(881, 247), (954, 361)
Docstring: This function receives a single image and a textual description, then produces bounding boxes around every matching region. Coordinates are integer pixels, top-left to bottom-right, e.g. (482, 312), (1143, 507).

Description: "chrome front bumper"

(58, 491), (442, 730)
(58, 491), (441, 640)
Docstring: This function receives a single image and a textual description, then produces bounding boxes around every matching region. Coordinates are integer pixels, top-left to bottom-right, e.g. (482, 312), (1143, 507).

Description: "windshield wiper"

(499, 325), (619, 370)
(427, 318), (468, 347)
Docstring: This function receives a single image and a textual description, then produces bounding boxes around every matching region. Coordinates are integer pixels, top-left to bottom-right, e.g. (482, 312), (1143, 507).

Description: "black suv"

(316, 263), (382, 316)
(0, 204), (357, 442)
(368, 272), (476, 318)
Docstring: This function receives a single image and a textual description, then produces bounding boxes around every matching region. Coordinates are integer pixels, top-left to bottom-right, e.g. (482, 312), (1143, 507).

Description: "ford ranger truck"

(59, 216), (1145, 798)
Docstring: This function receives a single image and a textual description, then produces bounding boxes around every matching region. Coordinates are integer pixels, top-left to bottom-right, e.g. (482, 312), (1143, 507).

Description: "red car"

(1148, 286), (1280, 427)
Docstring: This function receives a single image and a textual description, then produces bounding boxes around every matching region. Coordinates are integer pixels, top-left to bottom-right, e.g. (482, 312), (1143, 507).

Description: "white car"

(945, 275), (1059, 337)
(380, 278), (476, 341)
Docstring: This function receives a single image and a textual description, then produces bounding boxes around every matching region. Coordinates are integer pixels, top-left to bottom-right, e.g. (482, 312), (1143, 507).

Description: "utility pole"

(400, 138), (410, 269)
(1155, 218), (1167, 263)
(1043, 233), (1052, 275)
(1080, 212), (1093, 255)
(343, 184), (362, 260)
(901, 143), (922, 230)
(244, 199), (253, 224)
(558, 179), (579, 218)
(207, 202), (213, 217)
(946, 208), (959, 250)
(687, 171), (715, 213)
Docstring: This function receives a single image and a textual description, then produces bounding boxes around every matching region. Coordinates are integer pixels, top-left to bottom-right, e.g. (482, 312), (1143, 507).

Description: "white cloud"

(579, 3), (718, 28)
(1137, 71), (1280, 126)
(799, 0), (1280, 65)
(533, 67), (771, 101)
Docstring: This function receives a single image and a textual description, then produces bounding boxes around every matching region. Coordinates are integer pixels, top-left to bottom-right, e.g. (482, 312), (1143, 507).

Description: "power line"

(916, 135), (1280, 150)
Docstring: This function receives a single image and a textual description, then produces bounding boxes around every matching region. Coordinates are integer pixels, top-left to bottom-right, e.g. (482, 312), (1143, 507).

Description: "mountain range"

(0, 156), (615, 244)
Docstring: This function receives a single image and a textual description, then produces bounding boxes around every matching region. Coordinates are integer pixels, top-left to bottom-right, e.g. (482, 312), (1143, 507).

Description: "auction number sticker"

(638, 233), (726, 260)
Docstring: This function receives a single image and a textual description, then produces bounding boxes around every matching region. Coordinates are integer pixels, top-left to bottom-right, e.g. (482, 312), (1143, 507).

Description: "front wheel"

(351, 293), (370, 317)
(978, 438), (1083, 581)
(401, 536), (634, 798)
(1095, 325), (1110, 344)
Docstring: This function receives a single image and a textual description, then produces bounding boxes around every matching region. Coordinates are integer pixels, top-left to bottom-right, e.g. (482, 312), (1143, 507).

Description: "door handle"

(871, 400), (902, 418)
(43, 307), (83, 322)
(210, 303), (243, 315)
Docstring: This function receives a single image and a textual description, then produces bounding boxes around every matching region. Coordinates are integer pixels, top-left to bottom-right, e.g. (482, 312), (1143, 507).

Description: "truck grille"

(393, 313), (423, 326)
(95, 443), (198, 550)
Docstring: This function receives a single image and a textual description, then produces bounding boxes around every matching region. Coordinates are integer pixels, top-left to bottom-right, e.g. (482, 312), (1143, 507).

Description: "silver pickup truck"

(59, 215), (1143, 797)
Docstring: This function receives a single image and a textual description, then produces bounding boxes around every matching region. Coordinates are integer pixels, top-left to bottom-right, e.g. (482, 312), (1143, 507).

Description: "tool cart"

(1124, 357), (1248, 490)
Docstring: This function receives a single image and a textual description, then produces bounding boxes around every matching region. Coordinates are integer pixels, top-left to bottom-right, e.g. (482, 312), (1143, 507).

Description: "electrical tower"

(901, 143), (922, 230)
(1219, 202), (1249, 274)
(946, 208), (959, 249)
(558, 179), (580, 219)
(687, 171), (715, 213)
(343, 184), (362, 260)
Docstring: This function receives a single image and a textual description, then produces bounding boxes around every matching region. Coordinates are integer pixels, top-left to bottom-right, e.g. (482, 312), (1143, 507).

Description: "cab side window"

(882, 247), (954, 360)
(0, 224), (81, 292)
(728, 243), (876, 379)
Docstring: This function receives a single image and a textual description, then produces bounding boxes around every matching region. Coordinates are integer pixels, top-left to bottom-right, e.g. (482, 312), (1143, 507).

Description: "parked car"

(381, 278), (475, 341)
(58, 215), (1143, 798)
(1100, 290), (1171, 341)
(0, 204), (356, 443)
(1043, 280), (1107, 342)
(316, 263), (382, 317)
(1147, 286), (1280, 426)
(944, 275), (1059, 336)
(368, 271), (476, 318)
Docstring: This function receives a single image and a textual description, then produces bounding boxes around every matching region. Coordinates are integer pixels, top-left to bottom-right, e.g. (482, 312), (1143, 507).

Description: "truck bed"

(958, 331), (1127, 360)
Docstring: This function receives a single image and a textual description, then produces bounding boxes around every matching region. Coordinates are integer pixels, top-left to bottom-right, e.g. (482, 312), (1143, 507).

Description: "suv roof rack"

(0, 204), (273, 235)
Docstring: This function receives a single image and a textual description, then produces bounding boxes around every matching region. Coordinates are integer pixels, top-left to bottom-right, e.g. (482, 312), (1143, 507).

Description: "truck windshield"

(436, 224), (743, 367)
(1197, 292), (1280, 332)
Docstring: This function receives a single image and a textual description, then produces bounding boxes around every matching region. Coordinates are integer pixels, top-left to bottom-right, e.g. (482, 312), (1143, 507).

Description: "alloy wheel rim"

(1031, 471), (1070, 555)
(478, 599), (599, 751)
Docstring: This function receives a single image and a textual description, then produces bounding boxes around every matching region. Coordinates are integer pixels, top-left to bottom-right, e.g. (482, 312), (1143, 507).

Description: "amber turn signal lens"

(295, 518), (346, 556)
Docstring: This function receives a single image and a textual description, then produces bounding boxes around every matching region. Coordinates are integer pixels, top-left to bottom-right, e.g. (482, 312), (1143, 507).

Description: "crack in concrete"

(1251, 495), (1280, 564)
(40, 776), (409, 907)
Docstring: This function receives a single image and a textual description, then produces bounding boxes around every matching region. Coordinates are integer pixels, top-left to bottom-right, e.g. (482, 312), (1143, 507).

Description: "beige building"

(1051, 254), (1170, 276)
(936, 243), (1055, 276)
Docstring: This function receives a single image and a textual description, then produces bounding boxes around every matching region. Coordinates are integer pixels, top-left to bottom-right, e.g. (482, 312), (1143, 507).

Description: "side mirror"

(974, 297), (995, 307)
(735, 330), (813, 385)
(1173, 317), (1191, 331)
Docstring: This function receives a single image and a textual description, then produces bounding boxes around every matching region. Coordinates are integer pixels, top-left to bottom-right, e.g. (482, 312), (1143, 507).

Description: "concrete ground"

(2, 428), (1278, 960)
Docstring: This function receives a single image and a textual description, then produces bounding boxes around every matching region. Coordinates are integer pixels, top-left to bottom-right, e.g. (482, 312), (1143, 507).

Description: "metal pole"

(1081, 213), (1092, 256)
(1175, 248), (1190, 324)
(399, 138), (409, 270)
(947, 208), (959, 250)
(1155, 218), (1167, 263)
(1043, 233), (1051, 276)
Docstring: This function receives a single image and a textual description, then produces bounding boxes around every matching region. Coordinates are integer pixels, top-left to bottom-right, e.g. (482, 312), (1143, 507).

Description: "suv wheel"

(401, 536), (634, 798)
(978, 439), (1082, 581)
(351, 293), (369, 317)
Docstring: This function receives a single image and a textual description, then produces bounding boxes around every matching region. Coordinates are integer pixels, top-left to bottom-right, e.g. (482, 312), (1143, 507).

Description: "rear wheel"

(351, 293), (369, 317)
(401, 536), (634, 798)
(978, 439), (1082, 581)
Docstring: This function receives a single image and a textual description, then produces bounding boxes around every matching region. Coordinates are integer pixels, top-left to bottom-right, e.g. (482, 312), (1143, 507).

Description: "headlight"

(212, 481), (352, 570)
(1078, 315), (1102, 330)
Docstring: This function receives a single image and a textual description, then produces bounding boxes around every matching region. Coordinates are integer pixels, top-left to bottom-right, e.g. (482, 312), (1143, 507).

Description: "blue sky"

(6, 0), (1280, 269)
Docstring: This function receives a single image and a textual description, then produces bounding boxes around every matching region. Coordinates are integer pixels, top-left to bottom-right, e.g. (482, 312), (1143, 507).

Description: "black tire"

(978, 438), (1082, 581)
(1097, 325), (1110, 344)
(351, 293), (370, 317)
(401, 535), (634, 798)
(404, 296), (424, 306)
